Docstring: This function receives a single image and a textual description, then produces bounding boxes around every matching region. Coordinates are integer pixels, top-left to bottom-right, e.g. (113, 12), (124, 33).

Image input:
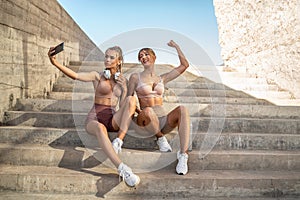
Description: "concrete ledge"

(0, 144), (299, 171)
(0, 126), (299, 150)
(0, 165), (299, 198)
(4, 110), (300, 134)
(1, 191), (299, 200)
(14, 98), (300, 118)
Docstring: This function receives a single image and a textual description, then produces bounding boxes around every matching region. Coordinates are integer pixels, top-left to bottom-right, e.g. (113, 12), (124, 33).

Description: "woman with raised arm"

(48, 46), (139, 187)
(128, 40), (190, 175)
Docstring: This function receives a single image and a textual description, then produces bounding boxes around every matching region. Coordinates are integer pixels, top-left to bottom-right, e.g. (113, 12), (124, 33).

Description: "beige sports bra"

(94, 72), (120, 99)
(136, 73), (164, 98)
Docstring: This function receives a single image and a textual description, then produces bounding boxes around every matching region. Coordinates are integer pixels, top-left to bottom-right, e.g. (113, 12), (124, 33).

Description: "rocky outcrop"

(214, 0), (300, 98)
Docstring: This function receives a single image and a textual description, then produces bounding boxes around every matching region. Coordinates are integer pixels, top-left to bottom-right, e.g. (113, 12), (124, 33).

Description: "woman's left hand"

(167, 40), (178, 48)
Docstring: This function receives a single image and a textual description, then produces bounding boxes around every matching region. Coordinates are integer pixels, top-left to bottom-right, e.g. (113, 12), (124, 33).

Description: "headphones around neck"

(103, 69), (120, 81)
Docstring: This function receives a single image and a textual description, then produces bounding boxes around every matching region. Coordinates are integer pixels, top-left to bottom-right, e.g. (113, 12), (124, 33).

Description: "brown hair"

(106, 46), (123, 72)
(138, 48), (156, 61)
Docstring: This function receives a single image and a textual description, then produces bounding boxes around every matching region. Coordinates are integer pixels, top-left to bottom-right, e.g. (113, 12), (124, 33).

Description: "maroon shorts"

(85, 104), (118, 132)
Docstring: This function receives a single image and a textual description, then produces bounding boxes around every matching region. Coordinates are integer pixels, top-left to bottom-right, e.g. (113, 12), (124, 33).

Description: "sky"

(57, 0), (223, 66)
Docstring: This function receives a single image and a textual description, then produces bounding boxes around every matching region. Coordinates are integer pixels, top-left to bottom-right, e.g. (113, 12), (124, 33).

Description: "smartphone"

(50, 42), (64, 56)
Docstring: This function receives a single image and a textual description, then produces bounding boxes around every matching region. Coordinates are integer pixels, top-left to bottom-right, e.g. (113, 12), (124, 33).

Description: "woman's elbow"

(181, 61), (189, 69)
(184, 62), (189, 69)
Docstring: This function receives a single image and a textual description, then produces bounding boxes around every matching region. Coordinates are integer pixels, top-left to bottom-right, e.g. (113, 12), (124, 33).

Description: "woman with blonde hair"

(48, 45), (140, 187)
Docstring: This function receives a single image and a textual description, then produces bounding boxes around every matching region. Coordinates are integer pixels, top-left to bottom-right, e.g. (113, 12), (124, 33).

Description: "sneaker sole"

(159, 149), (172, 152)
(125, 176), (140, 188)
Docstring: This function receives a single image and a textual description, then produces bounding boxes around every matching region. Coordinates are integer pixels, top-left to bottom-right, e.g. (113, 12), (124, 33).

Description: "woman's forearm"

(174, 44), (189, 68)
(50, 59), (78, 80)
(119, 88), (127, 107)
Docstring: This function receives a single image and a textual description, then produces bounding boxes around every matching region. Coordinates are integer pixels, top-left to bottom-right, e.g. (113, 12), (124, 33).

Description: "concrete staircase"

(0, 61), (299, 199)
(192, 65), (300, 106)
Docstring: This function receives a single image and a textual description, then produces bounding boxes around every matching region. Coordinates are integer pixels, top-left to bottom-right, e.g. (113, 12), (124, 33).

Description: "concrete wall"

(0, 0), (104, 123)
(214, 0), (300, 98)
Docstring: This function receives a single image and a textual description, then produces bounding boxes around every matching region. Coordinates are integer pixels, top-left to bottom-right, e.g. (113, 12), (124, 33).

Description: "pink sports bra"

(136, 73), (164, 98)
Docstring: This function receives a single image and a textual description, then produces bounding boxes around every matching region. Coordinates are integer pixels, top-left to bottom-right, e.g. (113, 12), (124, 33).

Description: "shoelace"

(113, 139), (122, 153)
(119, 169), (130, 183)
(178, 154), (188, 164)
(117, 142), (122, 152)
(158, 137), (172, 151)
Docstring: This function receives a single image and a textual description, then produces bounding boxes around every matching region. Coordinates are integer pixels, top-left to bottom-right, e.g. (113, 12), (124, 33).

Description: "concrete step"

(266, 99), (300, 106)
(169, 88), (291, 99)
(221, 77), (268, 85)
(52, 82), (292, 103)
(63, 62), (300, 106)
(196, 132), (300, 151)
(51, 82), (242, 97)
(48, 91), (94, 100)
(3, 110), (80, 128)
(0, 165), (299, 198)
(52, 78), (227, 92)
(205, 73), (268, 85)
(4, 110), (300, 134)
(49, 88), (292, 104)
(54, 72), (282, 93)
(51, 85), (253, 99)
(54, 75), (216, 88)
(48, 91), (272, 105)
(214, 72), (298, 105)
(224, 83), (279, 92)
(51, 87), (300, 106)
(218, 71), (262, 79)
(0, 164), (113, 197)
(0, 191), (107, 200)
(197, 117), (300, 134)
(50, 79), (298, 106)
(47, 91), (267, 105)
(14, 99), (300, 119)
(0, 143), (299, 171)
(240, 90), (292, 100)
(199, 104), (300, 119)
(0, 126), (299, 151)
(167, 81), (279, 91)
(0, 126), (82, 145)
(53, 81), (232, 93)
(2, 192), (298, 200)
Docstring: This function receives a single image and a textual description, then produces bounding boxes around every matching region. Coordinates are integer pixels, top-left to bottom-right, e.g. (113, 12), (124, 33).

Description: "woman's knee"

(86, 121), (107, 136)
(141, 107), (155, 117)
(176, 105), (188, 115)
(137, 107), (154, 126)
(167, 105), (188, 123)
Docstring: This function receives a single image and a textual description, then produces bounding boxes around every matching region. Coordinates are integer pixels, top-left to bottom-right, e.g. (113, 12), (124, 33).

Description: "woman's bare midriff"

(94, 97), (118, 107)
(139, 97), (163, 109)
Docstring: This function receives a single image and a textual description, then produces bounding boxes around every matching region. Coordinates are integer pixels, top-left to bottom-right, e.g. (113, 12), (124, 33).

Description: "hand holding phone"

(50, 42), (64, 56)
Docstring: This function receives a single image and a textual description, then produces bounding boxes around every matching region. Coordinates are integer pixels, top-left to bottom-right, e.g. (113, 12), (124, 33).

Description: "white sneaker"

(112, 138), (123, 154)
(176, 151), (188, 175)
(118, 163), (140, 187)
(157, 136), (172, 152)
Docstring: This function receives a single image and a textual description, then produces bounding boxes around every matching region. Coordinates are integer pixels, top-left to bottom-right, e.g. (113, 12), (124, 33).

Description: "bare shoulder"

(129, 72), (139, 82)
(92, 71), (101, 80)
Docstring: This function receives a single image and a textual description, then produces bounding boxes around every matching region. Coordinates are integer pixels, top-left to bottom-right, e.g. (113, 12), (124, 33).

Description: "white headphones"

(103, 69), (120, 81)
